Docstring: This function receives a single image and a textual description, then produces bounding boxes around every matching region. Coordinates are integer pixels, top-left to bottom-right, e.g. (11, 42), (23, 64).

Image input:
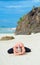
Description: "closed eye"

(20, 47), (22, 48)
(16, 47), (18, 48)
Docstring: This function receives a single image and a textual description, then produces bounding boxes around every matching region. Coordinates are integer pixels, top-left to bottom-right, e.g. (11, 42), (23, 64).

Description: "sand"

(0, 33), (40, 65)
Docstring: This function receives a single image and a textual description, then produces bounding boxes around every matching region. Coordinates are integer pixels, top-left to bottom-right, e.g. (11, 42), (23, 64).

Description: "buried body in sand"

(0, 36), (31, 55)
(7, 42), (31, 55)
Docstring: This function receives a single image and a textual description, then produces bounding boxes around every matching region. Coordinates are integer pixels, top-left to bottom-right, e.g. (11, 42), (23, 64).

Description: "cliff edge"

(15, 7), (40, 35)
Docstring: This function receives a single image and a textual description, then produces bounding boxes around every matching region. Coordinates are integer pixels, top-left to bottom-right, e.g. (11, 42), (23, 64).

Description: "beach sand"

(0, 33), (40, 65)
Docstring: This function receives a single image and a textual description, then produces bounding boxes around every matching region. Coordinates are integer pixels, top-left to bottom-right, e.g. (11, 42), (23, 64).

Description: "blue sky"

(0, 0), (40, 28)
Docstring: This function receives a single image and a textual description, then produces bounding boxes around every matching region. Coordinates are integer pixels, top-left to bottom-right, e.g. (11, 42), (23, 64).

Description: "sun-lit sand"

(0, 33), (40, 65)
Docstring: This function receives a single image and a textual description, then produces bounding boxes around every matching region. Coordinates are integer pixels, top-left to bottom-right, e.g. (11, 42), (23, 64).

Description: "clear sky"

(0, 0), (40, 28)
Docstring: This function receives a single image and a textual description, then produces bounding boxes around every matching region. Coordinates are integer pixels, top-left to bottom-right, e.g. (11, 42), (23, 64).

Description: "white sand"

(0, 33), (40, 65)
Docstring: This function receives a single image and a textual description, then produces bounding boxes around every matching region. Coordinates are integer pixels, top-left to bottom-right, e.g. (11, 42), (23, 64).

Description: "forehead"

(15, 43), (23, 47)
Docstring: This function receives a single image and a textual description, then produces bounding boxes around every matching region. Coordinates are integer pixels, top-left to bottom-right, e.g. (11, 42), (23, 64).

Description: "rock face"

(0, 36), (15, 40)
(15, 7), (40, 35)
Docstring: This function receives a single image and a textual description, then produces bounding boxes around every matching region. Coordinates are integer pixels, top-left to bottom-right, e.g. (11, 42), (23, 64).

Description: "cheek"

(14, 48), (18, 52)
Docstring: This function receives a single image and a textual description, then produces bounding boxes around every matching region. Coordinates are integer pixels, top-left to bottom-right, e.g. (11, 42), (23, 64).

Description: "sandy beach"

(0, 33), (40, 65)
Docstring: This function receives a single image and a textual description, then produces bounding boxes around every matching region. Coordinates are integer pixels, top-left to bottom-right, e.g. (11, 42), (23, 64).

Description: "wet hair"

(7, 47), (31, 54)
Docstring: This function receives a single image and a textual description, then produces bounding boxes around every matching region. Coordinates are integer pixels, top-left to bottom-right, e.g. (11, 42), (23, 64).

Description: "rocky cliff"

(15, 7), (40, 35)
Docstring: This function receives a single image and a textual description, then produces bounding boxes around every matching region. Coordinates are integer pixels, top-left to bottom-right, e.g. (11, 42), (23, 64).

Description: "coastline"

(0, 28), (16, 33)
(0, 28), (16, 30)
